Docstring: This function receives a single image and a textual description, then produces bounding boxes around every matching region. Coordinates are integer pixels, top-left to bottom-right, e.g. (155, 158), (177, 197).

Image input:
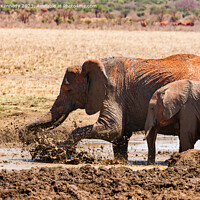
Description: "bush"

(48, 8), (56, 12)
(137, 6), (146, 12)
(105, 12), (115, 19)
(3, 8), (11, 14)
(127, 18), (133, 25)
(170, 16), (179, 22)
(121, 8), (131, 18)
(192, 9), (200, 17)
(83, 7), (92, 13)
(137, 12), (145, 17)
(176, 0), (198, 11)
(77, 8), (82, 12)
(14, 9), (20, 13)
(85, 19), (92, 25)
(150, 6), (157, 15)
(182, 11), (191, 17)
(151, 0), (166, 4)
(67, 19), (73, 24)
(114, 4), (122, 11)
(54, 14), (63, 25)
(29, 8), (36, 15)
(42, 17), (47, 23)
(107, 2), (115, 8)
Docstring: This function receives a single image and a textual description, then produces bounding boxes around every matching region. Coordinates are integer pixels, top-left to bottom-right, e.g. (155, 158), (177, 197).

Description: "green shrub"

(14, 8), (20, 13)
(85, 19), (92, 27)
(151, 0), (166, 4)
(83, 7), (92, 13)
(137, 6), (146, 12)
(67, 19), (73, 24)
(137, 12), (145, 17)
(29, 8), (36, 15)
(121, 8), (131, 18)
(42, 17), (47, 23)
(150, 6), (157, 15)
(170, 16), (179, 22)
(48, 7), (56, 12)
(3, 8), (11, 14)
(85, 19), (92, 24)
(183, 11), (191, 17)
(54, 14), (63, 25)
(107, 2), (115, 8)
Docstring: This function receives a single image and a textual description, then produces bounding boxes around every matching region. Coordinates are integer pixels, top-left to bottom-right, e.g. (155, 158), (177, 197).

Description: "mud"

(0, 150), (200, 200)
(167, 149), (200, 168)
(1, 114), (200, 199)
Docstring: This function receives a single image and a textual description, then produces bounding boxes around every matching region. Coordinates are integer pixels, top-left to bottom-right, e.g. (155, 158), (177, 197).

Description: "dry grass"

(0, 29), (199, 77)
(0, 28), (200, 115)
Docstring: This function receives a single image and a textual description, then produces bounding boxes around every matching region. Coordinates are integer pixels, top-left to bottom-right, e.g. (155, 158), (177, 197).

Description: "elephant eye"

(67, 89), (72, 93)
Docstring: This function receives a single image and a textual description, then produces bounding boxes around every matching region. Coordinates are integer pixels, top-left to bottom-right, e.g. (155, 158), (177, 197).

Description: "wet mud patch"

(0, 150), (200, 200)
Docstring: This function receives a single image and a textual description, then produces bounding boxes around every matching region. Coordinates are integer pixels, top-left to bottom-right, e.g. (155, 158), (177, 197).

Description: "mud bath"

(0, 150), (200, 200)
(1, 127), (200, 199)
(1, 134), (200, 171)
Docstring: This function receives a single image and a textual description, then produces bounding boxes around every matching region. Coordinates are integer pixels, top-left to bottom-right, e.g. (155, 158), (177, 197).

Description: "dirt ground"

(0, 149), (199, 200)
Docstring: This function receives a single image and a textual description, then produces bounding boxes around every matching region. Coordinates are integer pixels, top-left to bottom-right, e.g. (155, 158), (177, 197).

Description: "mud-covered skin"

(20, 54), (200, 161)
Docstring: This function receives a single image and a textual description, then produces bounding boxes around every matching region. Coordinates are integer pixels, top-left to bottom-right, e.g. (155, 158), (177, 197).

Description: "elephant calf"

(145, 79), (200, 164)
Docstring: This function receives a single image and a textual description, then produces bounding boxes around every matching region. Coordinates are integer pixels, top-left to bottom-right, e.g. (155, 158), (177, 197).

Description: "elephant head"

(145, 79), (191, 139)
(19, 59), (108, 141)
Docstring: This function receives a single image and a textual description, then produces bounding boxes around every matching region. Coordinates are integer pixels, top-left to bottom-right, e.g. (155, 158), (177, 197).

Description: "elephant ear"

(158, 80), (191, 120)
(82, 59), (108, 115)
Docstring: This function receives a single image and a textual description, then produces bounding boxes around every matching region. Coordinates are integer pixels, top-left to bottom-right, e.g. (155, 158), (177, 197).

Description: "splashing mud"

(29, 132), (126, 165)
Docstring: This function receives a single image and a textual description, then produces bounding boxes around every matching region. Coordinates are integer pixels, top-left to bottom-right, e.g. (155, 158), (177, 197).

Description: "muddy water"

(0, 134), (200, 170)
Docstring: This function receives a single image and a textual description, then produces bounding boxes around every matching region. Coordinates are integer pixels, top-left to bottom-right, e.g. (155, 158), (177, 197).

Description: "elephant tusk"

(143, 128), (151, 141)
(49, 114), (67, 130)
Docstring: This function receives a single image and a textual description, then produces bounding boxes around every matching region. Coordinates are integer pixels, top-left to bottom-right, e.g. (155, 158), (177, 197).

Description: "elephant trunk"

(144, 112), (155, 140)
(23, 112), (68, 132)
(19, 95), (71, 143)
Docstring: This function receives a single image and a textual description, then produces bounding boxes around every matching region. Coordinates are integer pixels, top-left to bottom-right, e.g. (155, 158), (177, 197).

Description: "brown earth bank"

(0, 149), (200, 200)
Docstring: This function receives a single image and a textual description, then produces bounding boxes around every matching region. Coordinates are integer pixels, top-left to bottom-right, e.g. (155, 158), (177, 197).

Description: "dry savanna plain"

(0, 29), (200, 199)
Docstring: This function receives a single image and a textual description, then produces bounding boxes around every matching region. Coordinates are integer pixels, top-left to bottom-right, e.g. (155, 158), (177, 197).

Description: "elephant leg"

(62, 122), (123, 159)
(179, 109), (197, 152)
(113, 136), (129, 162)
(147, 127), (157, 164)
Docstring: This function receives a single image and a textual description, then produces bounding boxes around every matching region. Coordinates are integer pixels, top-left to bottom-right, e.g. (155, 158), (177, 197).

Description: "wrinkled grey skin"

(145, 79), (200, 164)
(19, 55), (200, 161)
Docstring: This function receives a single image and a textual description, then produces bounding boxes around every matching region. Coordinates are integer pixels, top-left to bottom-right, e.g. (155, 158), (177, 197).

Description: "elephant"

(145, 79), (200, 164)
(19, 54), (200, 162)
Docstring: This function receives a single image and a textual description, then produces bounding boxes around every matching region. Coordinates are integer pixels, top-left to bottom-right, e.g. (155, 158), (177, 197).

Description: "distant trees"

(150, 6), (166, 22)
(176, 0), (198, 11)
(54, 13), (63, 25)
(0, 0), (199, 28)
(94, 4), (103, 18)
(20, 10), (31, 23)
(121, 7), (131, 18)
(169, 8), (179, 22)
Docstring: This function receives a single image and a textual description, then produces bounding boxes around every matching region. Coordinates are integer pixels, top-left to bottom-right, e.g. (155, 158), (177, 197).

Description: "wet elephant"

(145, 79), (200, 164)
(20, 54), (200, 161)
